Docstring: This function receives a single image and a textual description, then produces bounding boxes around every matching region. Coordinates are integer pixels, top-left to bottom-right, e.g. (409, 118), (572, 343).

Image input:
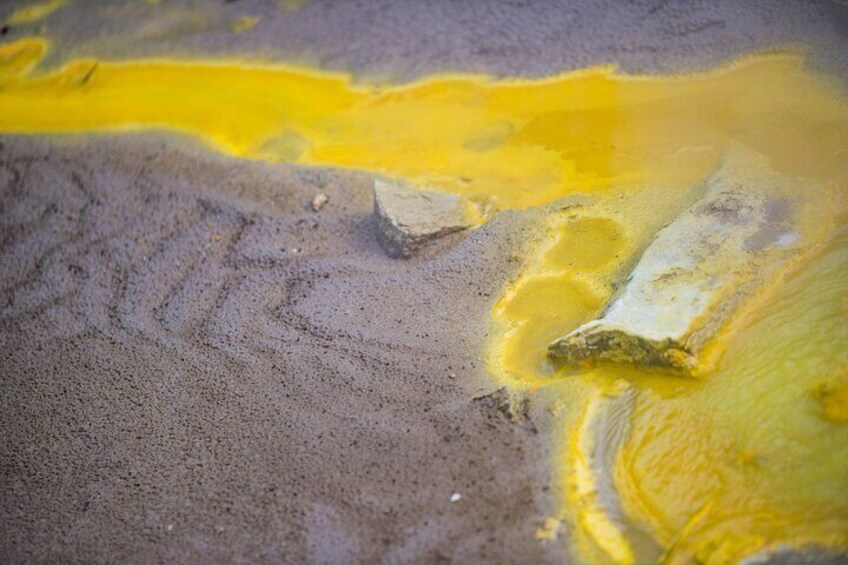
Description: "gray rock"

(373, 178), (476, 258)
(549, 145), (812, 374)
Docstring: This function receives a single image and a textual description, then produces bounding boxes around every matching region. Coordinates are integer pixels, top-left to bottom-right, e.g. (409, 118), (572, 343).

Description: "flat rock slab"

(549, 146), (815, 374)
(373, 178), (476, 258)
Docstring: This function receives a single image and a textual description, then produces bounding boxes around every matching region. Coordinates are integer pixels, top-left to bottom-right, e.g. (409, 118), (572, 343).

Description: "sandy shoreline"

(1, 1), (847, 563)
(1, 133), (564, 562)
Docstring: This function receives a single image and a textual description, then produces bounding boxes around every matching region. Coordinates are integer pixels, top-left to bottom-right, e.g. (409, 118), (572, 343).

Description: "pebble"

(312, 193), (329, 212)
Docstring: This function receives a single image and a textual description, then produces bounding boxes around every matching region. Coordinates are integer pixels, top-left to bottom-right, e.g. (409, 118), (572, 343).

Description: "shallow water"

(1, 36), (846, 563)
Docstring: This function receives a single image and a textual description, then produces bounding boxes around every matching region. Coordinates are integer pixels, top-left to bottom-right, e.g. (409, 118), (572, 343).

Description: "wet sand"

(1, 1), (847, 563)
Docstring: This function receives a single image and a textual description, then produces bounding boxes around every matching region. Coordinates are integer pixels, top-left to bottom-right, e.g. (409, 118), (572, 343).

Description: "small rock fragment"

(373, 179), (476, 258)
(549, 145), (816, 374)
(311, 193), (329, 212)
(535, 517), (562, 542)
(473, 386), (534, 431)
(449, 493), (462, 503)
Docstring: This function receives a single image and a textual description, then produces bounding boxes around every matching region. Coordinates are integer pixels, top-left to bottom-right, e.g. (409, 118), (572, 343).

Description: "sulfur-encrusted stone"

(549, 146), (815, 374)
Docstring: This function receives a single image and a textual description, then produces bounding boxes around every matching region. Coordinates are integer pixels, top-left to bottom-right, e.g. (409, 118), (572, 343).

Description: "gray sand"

(1, 134), (558, 563)
(1, 1), (847, 564)
(3, 0), (848, 81)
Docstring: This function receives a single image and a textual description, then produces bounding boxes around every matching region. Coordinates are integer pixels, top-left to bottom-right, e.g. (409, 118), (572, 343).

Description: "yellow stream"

(2, 37), (847, 564)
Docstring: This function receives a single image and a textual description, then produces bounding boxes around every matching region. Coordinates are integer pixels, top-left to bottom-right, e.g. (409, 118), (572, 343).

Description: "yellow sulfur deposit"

(1, 37), (847, 212)
(814, 364), (848, 424)
(5, 0), (67, 26)
(230, 16), (260, 33)
(1, 36), (847, 563)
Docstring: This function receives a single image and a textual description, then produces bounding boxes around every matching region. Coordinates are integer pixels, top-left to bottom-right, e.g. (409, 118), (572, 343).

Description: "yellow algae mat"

(1, 37), (846, 564)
